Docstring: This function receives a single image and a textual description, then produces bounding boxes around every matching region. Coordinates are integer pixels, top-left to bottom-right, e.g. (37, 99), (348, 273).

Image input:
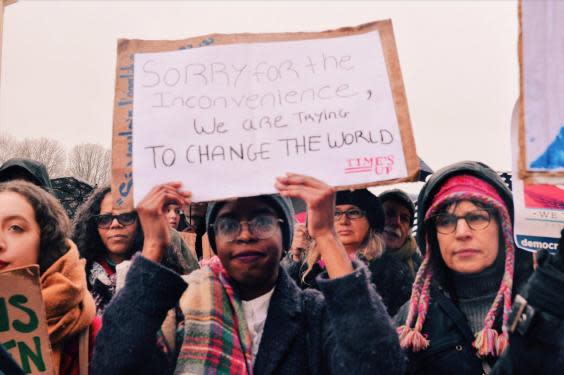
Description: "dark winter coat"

(395, 161), (562, 374)
(395, 253), (564, 375)
(369, 251), (421, 316)
(282, 256), (324, 290)
(91, 255), (406, 375)
(0, 345), (24, 375)
(283, 253), (418, 316)
(394, 284), (499, 374)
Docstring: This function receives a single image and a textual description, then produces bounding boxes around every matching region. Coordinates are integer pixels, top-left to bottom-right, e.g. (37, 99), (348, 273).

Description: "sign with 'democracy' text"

(0, 266), (53, 375)
(112, 21), (418, 206)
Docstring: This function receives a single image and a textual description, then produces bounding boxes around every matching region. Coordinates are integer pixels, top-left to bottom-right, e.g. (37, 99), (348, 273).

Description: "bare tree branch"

(0, 131), (18, 164)
(11, 137), (67, 178)
(67, 143), (111, 186)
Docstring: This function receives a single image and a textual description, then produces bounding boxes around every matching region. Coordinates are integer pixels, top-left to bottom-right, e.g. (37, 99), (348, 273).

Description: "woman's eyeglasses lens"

(94, 212), (137, 228)
(214, 215), (282, 241)
(334, 209), (365, 220)
(434, 209), (491, 234)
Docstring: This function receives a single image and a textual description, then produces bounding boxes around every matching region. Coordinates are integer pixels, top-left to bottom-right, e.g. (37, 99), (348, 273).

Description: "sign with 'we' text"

(112, 20), (419, 206)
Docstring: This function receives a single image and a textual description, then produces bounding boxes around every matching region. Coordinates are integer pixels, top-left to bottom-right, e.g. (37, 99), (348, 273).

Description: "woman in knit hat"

(91, 174), (406, 375)
(284, 188), (385, 290)
(395, 161), (535, 374)
(0, 180), (98, 375)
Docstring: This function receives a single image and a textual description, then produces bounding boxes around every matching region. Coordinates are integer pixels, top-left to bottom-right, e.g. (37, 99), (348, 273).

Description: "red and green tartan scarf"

(174, 256), (254, 374)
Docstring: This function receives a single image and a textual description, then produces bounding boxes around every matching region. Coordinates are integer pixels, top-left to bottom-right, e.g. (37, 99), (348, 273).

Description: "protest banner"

(518, 0), (564, 180)
(512, 101), (564, 253)
(0, 265), (54, 374)
(111, 20), (419, 206)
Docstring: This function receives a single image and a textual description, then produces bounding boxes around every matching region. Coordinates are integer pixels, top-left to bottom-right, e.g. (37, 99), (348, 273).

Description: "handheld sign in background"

(518, 0), (564, 180)
(112, 20), (418, 206)
(512, 101), (563, 253)
(0, 265), (54, 375)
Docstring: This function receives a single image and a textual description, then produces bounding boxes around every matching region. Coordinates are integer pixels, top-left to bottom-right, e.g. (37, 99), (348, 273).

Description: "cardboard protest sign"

(111, 20), (419, 206)
(518, 0), (564, 180)
(0, 265), (54, 374)
(512, 101), (563, 253)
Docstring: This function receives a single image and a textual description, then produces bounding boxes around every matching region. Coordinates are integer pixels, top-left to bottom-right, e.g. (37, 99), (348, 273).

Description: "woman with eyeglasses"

(0, 180), (98, 375)
(284, 189), (416, 316)
(394, 161), (548, 374)
(91, 175), (406, 375)
(72, 186), (199, 315)
(284, 189), (384, 285)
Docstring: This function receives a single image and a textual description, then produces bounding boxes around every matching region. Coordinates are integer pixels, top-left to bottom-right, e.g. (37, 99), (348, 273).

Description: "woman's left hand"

(275, 173), (353, 278)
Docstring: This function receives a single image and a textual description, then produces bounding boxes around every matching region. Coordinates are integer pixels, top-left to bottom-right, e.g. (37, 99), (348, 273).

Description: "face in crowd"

(433, 200), (500, 274)
(185, 203), (207, 233)
(0, 190), (40, 272)
(334, 204), (370, 252)
(165, 203), (182, 229)
(213, 197), (283, 299)
(0, 181), (69, 274)
(382, 200), (412, 250)
(96, 192), (138, 264)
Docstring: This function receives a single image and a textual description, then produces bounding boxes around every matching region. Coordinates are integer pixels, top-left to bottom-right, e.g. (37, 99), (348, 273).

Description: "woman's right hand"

(136, 182), (191, 263)
(276, 173), (353, 279)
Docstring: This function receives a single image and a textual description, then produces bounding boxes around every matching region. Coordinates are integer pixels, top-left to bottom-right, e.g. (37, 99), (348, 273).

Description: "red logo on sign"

(345, 155), (394, 175)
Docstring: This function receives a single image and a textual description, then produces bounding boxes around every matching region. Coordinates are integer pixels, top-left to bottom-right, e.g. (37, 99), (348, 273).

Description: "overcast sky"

(0, 0), (519, 181)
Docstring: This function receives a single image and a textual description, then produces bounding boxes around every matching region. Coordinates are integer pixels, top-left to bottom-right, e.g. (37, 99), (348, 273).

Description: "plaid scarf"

(175, 256), (253, 374)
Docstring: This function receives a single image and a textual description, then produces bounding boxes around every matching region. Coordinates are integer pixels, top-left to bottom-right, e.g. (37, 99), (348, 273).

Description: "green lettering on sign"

(0, 298), (9, 332)
(19, 336), (46, 373)
(10, 295), (38, 333)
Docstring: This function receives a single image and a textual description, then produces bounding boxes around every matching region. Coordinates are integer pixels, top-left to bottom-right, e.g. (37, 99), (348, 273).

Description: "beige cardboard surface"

(111, 20), (419, 208)
(518, 0), (564, 181)
(0, 265), (54, 375)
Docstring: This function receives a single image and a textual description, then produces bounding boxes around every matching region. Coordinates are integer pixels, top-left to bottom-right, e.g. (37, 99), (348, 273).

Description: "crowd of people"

(0, 156), (562, 375)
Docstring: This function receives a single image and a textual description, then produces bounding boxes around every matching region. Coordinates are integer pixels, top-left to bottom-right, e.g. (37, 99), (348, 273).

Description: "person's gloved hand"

(535, 228), (564, 270)
(525, 229), (564, 319)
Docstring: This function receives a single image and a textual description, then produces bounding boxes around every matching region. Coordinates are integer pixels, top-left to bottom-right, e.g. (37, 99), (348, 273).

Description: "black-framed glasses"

(211, 214), (283, 242)
(92, 212), (137, 229)
(334, 208), (366, 221)
(430, 209), (492, 235)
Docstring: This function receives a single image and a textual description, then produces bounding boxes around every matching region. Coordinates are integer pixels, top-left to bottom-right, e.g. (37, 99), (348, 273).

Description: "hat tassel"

(496, 331), (509, 355)
(397, 326), (429, 352)
(473, 328), (498, 357)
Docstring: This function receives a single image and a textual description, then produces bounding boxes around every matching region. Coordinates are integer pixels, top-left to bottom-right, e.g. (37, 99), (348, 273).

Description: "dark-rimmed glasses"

(211, 214), (283, 242)
(92, 212), (137, 229)
(430, 209), (492, 235)
(334, 208), (366, 221)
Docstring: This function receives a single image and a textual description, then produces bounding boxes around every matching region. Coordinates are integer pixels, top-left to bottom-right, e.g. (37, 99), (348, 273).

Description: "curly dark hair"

(72, 186), (144, 272)
(0, 180), (70, 273)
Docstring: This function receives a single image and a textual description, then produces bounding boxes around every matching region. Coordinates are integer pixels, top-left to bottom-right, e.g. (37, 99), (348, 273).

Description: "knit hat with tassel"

(397, 174), (515, 357)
